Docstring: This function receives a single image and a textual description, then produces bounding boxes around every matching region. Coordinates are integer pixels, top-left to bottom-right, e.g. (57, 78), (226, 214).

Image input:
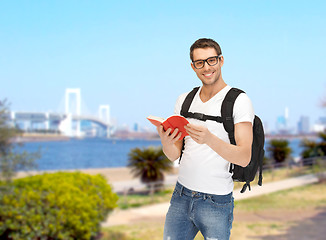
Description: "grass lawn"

(117, 166), (314, 210)
(102, 171), (326, 240)
(117, 188), (173, 209)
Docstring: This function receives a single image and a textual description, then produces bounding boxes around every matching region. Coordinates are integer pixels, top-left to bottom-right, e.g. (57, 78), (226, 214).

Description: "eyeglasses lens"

(207, 57), (218, 66)
(194, 57), (218, 69)
(194, 61), (204, 69)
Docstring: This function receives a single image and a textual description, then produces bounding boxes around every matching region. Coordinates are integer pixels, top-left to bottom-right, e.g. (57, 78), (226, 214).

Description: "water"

(19, 138), (162, 171)
(18, 138), (304, 171)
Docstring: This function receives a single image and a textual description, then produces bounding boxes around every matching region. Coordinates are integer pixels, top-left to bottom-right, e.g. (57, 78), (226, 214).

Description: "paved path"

(102, 173), (319, 227)
(110, 174), (178, 194)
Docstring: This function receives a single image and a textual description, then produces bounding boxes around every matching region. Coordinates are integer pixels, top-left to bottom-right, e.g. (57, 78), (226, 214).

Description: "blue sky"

(1, 0), (326, 133)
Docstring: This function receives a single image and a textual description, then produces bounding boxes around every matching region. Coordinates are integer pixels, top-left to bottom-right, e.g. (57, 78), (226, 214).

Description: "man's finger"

(172, 132), (183, 143)
(177, 131), (182, 139)
(157, 125), (163, 133)
(186, 128), (201, 138)
(165, 128), (172, 135)
(170, 128), (179, 138)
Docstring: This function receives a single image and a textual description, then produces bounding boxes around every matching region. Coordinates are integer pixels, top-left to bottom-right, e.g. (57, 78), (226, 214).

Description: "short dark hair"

(190, 38), (222, 61)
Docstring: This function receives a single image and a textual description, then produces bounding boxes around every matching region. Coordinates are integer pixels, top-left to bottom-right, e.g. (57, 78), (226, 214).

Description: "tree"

(267, 139), (292, 164)
(300, 139), (323, 158)
(317, 131), (326, 155)
(0, 99), (39, 182)
(127, 146), (173, 191)
(300, 131), (326, 157)
(300, 131), (326, 166)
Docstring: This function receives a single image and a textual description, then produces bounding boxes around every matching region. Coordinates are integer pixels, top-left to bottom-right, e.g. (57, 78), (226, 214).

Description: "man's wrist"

(206, 131), (218, 147)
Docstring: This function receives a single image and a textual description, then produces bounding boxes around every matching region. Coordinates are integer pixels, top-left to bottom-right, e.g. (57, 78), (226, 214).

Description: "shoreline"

(11, 134), (161, 143)
(12, 133), (70, 143)
(16, 166), (179, 183)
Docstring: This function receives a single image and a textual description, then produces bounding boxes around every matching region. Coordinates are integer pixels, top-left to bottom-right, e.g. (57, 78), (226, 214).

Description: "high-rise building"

(297, 116), (310, 134)
(276, 115), (287, 133)
(134, 123), (139, 132)
(318, 117), (326, 125)
(276, 107), (290, 134)
(312, 116), (326, 133)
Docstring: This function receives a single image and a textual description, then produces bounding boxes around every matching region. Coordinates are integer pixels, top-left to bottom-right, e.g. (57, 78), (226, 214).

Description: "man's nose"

(202, 61), (210, 71)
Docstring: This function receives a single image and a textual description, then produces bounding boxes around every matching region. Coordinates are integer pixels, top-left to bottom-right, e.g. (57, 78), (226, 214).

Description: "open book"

(147, 115), (189, 140)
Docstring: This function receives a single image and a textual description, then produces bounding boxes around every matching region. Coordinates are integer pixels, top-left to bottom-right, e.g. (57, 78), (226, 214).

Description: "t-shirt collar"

(197, 85), (231, 102)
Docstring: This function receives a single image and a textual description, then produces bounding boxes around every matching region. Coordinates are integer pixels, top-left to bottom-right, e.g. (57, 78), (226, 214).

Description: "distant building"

(297, 116), (310, 134)
(318, 117), (326, 125)
(276, 107), (290, 134)
(312, 116), (326, 133)
(133, 123), (139, 132)
(276, 115), (287, 133)
(312, 124), (326, 133)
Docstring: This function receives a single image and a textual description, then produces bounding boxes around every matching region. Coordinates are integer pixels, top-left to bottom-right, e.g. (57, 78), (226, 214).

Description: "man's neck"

(200, 79), (227, 103)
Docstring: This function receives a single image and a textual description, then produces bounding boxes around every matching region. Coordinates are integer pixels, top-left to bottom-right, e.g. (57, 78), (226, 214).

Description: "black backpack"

(180, 87), (265, 193)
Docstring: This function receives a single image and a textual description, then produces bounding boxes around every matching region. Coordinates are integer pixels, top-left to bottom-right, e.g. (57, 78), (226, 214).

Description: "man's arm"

(184, 122), (253, 167)
(157, 125), (183, 161)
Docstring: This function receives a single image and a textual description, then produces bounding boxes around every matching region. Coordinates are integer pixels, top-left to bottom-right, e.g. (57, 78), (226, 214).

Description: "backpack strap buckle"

(192, 113), (205, 121)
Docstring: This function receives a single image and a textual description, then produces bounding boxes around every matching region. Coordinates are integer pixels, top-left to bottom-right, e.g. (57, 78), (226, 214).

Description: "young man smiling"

(157, 38), (254, 240)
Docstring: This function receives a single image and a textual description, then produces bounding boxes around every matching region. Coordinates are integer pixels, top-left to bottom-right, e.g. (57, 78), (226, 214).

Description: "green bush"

(0, 172), (118, 240)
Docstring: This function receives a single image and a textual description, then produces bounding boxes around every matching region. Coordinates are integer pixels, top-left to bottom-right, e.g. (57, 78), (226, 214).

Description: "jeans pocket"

(207, 194), (232, 207)
(170, 188), (181, 202)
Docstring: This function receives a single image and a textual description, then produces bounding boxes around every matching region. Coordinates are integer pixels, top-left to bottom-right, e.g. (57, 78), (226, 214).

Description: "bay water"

(19, 138), (161, 171)
(18, 138), (304, 171)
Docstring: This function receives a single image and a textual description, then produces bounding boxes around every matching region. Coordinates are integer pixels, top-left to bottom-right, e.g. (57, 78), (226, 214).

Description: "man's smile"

(203, 71), (215, 77)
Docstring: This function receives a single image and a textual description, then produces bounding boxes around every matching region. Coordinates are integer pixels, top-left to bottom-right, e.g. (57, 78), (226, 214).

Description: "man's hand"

(157, 125), (183, 161)
(185, 122), (253, 167)
(157, 125), (182, 146)
(184, 123), (212, 144)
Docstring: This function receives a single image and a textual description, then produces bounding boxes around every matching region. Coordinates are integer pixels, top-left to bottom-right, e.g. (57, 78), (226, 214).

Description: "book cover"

(147, 115), (189, 140)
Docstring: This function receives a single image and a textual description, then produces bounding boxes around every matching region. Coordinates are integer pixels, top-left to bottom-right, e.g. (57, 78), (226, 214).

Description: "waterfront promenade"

(16, 167), (326, 239)
(101, 172), (320, 227)
(101, 171), (326, 240)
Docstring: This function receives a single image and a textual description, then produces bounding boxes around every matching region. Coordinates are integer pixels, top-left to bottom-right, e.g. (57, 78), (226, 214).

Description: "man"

(157, 38), (254, 240)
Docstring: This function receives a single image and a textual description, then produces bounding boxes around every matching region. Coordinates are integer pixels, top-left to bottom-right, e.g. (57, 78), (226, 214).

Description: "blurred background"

(1, 1), (326, 239)
(1, 0), (326, 136)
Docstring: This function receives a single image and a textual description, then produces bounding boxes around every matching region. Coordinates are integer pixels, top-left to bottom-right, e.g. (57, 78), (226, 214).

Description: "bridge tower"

(59, 88), (82, 137)
(99, 105), (111, 137)
(65, 88), (81, 116)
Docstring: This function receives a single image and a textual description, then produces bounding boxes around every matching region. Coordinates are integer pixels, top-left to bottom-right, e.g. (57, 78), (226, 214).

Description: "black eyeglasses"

(192, 55), (222, 69)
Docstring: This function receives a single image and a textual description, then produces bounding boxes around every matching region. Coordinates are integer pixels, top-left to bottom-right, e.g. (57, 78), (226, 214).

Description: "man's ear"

(219, 56), (224, 67)
(191, 62), (196, 71)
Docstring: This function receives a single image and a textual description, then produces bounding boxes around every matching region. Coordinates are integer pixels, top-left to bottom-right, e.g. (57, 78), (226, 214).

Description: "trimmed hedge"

(0, 172), (118, 240)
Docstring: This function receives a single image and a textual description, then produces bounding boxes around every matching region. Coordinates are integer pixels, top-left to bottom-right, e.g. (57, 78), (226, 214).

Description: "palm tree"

(127, 146), (172, 191)
(301, 139), (322, 158)
(300, 131), (326, 166)
(267, 139), (292, 165)
(317, 131), (326, 156)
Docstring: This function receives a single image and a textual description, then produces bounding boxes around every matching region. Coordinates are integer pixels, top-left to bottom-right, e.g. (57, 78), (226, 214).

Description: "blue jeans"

(163, 182), (234, 240)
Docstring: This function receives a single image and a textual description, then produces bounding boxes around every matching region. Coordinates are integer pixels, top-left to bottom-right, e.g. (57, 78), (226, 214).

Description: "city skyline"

(7, 86), (323, 135)
(1, 1), (326, 132)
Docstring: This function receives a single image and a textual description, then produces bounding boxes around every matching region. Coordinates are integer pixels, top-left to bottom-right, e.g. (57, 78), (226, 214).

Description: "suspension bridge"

(7, 88), (112, 138)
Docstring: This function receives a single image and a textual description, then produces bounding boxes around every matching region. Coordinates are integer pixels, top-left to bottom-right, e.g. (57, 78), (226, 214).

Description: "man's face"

(191, 47), (224, 86)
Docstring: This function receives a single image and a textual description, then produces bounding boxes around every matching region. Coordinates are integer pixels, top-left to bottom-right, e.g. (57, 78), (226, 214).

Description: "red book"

(147, 115), (189, 140)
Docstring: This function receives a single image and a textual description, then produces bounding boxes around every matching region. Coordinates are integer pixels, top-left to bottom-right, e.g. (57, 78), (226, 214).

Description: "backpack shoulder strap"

(221, 88), (245, 145)
(180, 87), (200, 116)
(178, 87), (199, 164)
(180, 87), (223, 122)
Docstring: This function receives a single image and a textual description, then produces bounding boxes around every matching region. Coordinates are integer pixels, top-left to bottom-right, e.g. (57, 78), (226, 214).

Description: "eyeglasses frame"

(192, 54), (223, 69)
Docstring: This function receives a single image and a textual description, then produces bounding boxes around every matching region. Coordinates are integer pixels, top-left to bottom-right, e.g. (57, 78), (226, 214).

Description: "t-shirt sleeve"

(233, 93), (255, 125)
(174, 92), (188, 115)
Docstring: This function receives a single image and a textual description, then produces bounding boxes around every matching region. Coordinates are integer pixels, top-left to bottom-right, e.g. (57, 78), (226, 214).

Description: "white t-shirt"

(174, 85), (255, 195)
